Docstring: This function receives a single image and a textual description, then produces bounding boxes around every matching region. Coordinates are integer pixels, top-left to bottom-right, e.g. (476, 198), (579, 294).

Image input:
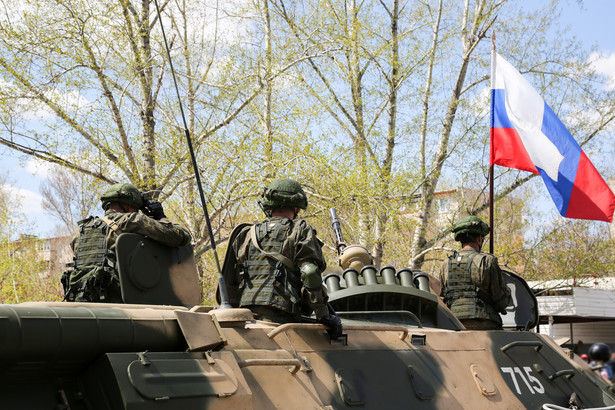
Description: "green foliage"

(0, 178), (65, 302)
(0, 238), (62, 303)
(523, 220), (615, 281)
(0, 0), (613, 300)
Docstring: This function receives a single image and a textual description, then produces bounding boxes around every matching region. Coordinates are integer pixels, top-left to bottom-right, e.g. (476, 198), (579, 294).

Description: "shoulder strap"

(100, 216), (122, 235)
(466, 251), (479, 270)
(249, 224), (294, 270)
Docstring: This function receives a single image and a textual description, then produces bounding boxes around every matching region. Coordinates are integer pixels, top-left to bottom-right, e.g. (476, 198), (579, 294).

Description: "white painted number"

(500, 367), (545, 395)
(501, 367), (521, 394)
(524, 366), (545, 394)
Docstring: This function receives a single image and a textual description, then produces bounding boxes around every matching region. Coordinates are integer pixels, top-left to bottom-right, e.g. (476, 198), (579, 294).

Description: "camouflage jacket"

(438, 248), (511, 325)
(71, 210), (192, 253)
(99, 209), (192, 251)
(231, 216), (328, 319)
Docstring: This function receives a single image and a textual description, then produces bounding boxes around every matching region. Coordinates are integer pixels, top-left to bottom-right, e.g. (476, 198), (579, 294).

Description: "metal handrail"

(501, 340), (543, 352)
(549, 369), (575, 380)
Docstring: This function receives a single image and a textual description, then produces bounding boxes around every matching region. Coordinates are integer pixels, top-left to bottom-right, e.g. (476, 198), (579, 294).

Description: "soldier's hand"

(144, 200), (166, 220)
(318, 314), (343, 340)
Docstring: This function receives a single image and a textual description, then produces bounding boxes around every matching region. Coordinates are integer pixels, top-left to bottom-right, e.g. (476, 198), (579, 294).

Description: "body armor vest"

(443, 250), (496, 321)
(62, 217), (121, 303)
(75, 217), (108, 269)
(239, 218), (301, 315)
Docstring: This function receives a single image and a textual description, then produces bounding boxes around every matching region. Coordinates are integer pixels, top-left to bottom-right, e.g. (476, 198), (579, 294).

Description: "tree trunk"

(410, 0), (487, 268)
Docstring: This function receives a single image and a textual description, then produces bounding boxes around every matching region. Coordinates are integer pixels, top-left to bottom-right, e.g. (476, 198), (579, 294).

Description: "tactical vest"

(239, 218), (302, 316)
(443, 250), (500, 323)
(61, 216), (122, 303)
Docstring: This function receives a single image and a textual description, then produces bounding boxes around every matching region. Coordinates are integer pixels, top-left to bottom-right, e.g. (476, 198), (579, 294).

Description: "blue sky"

(3, 0), (615, 239)
(561, 0), (612, 49)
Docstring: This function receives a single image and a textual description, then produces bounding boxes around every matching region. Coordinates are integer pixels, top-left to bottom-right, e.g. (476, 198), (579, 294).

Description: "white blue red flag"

(490, 52), (615, 222)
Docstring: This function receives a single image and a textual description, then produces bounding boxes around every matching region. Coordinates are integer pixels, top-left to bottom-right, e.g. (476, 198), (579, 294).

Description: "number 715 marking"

(501, 366), (545, 395)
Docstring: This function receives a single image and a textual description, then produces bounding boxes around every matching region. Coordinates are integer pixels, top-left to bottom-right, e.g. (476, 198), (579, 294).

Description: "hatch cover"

(128, 354), (238, 399)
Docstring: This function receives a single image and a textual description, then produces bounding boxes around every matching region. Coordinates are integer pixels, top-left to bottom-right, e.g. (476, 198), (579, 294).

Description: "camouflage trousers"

(247, 305), (298, 324)
(460, 319), (501, 330)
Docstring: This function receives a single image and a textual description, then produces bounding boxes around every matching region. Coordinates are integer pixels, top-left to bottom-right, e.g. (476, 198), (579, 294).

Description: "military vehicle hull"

(4, 231), (610, 409)
(0, 302), (612, 409)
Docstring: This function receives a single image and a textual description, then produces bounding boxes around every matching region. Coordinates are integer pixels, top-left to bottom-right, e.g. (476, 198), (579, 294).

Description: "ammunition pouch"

(60, 269), (71, 300)
(63, 264), (120, 303)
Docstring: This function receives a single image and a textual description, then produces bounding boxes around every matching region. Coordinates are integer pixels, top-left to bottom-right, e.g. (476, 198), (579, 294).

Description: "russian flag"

(490, 52), (615, 223)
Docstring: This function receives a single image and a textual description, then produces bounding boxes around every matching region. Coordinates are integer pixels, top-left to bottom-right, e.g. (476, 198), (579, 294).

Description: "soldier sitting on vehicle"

(62, 183), (192, 303)
(225, 178), (342, 339)
(439, 215), (511, 330)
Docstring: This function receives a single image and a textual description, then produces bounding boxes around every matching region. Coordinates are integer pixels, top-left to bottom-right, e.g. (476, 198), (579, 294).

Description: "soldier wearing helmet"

(438, 215), (511, 330)
(225, 178), (342, 339)
(62, 183), (191, 303)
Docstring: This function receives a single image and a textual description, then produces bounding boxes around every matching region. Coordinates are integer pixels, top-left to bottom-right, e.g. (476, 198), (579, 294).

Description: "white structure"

(531, 278), (615, 345)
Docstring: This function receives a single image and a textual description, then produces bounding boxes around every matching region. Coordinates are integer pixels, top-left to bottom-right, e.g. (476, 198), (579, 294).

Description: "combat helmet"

(100, 183), (144, 210)
(261, 178), (308, 210)
(452, 215), (490, 242)
(589, 342), (611, 363)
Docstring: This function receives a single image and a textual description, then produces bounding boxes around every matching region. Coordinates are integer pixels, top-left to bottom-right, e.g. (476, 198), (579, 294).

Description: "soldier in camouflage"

(228, 178), (342, 339)
(439, 215), (511, 330)
(62, 183), (192, 303)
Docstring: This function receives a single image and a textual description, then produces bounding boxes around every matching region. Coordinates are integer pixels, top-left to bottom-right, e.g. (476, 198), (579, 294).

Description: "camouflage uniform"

(231, 216), (328, 322)
(98, 209), (191, 250)
(439, 248), (510, 330)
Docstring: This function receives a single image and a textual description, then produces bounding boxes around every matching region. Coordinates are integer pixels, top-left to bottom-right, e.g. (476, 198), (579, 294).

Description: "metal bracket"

(138, 351), (150, 366)
(549, 369), (575, 380)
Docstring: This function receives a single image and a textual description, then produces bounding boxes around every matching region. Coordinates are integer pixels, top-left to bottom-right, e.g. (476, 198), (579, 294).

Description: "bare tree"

(40, 165), (104, 235)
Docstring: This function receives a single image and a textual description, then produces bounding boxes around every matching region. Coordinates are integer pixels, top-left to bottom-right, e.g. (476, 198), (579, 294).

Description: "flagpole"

(489, 32), (496, 254)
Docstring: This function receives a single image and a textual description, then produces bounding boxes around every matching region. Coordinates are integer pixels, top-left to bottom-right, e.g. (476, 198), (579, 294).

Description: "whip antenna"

(154, 0), (231, 308)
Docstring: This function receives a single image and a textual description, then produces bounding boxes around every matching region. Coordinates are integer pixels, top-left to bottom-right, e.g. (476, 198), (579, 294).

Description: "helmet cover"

(261, 178), (308, 210)
(452, 215), (490, 242)
(100, 183), (144, 210)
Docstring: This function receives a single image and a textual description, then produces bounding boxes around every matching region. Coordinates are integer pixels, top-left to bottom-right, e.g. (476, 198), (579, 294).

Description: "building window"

(436, 198), (450, 214)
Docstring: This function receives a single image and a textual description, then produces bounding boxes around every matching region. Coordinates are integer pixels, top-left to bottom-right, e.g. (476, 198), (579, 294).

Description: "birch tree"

(0, 0), (612, 292)
(268, 0), (615, 276)
(409, 0), (499, 267)
(0, 0), (279, 248)
(271, 0), (429, 267)
(408, 0), (615, 273)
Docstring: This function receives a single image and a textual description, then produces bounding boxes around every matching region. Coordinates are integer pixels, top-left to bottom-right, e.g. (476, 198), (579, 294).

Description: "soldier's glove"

(318, 314), (343, 341)
(143, 200), (166, 220)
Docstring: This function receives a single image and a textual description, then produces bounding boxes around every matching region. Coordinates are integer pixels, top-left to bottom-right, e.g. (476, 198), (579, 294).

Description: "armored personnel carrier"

(0, 212), (612, 409)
